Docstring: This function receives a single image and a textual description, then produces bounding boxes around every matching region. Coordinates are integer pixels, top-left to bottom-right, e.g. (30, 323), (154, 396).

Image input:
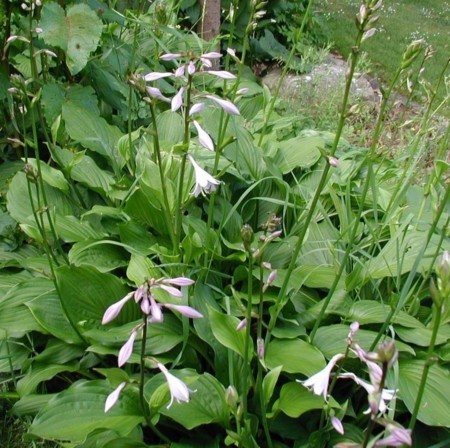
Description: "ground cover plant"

(0, 0), (449, 447)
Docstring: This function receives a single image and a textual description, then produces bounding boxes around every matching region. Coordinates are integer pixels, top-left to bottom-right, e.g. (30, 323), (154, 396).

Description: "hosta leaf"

(148, 370), (229, 429)
(55, 265), (139, 333)
(398, 360), (450, 427)
(26, 290), (83, 344)
(62, 102), (124, 164)
(40, 2), (103, 75)
(276, 382), (324, 418)
(28, 380), (143, 442)
(314, 325), (415, 358)
(68, 239), (128, 272)
(263, 365), (283, 406)
(17, 362), (79, 397)
(0, 339), (30, 372)
(395, 325), (450, 347)
(272, 135), (322, 173)
(347, 301), (424, 328)
(265, 338), (325, 376)
(209, 307), (252, 358)
(0, 277), (52, 338)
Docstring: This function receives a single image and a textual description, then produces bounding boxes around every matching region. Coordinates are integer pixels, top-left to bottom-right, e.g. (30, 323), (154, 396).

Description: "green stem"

(242, 252), (254, 421)
(149, 102), (178, 251)
(409, 300), (444, 430)
(309, 63), (405, 342)
(266, 26), (366, 344)
(139, 317), (170, 444)
(174, 75), (193, 254)
(256, 264), (273, 448)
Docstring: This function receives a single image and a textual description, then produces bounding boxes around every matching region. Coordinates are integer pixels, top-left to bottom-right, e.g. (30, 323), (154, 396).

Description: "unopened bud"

(257, 338), (265, 359)
(225, 385), (238, 409)
(241, 224), (254, 251)
(377, 340), (398, 368)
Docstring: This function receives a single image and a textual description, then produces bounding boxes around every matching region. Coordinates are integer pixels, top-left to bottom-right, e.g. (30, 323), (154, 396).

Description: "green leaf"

(62, 102), (124, 163)
(314, 324), (415, 358)
(126, 254), (159, 285)
(68, 239), (128, 272)
(263, 365), (283, 406)
(272, 135), (322, 173)
(0, 277), (52, 338)
(17, 362), (79, 397)
(347, 301), (424, 328)
(0, 339), (30, 373)
(28, 380), (143, 442)
(398, 360), (450, 427)
(40, 2), (103, 75)
(26, 290), (84, 344)
(6, 172), (74, 228)
(149, 371), (229, 429)
(276, 382), (324, 418)
(265, 338), (325, 376)
(395, 325), (450, 347)
(55, 265), (138, 333)
(209, 307), (252, 358)
(13, 394), (56, 416)
(54, 215), (105, 243)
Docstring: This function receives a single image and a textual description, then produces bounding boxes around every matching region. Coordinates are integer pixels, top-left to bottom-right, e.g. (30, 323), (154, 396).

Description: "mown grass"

(317, 0), (450, 107)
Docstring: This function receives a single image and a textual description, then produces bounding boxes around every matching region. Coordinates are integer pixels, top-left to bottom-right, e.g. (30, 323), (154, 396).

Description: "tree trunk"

(198, 0), (221, 42)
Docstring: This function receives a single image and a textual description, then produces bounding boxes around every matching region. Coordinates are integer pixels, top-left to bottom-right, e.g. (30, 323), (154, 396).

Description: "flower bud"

(376, 340), (398, 368)
(240, 224), (254, 251)
(225, 385), (238, 409)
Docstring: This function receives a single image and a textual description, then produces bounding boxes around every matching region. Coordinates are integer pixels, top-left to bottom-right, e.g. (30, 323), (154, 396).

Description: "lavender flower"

(157, 363), (191, 408)
(192, 120), (214, 151)
(205, 95), (240, 115)
(297, 353), (345, 400)
(187, 155), (220, 197)
(104, 381), (127, 412)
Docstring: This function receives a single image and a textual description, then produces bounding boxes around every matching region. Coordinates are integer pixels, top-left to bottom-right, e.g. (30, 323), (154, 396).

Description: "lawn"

(317, 0), (450, 106)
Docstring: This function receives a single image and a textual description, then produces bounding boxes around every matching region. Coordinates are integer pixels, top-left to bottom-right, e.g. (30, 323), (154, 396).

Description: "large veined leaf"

(398, 360), (450, 427)
(147, 370), (229, 429)
(6, 172), (74, 228)
(55, 265), (139, 333)
(17, 362), (79, 397)
(265, 338), (325, 376)
(0, 277), (53, 338)
(62, 102), (124, 164)
(68, 239), (128, 272)
(347, 301), (424, 328)
(272, 135), (323, 173)
(209, 307), (252, 358)
(26, 290), (83, 344)
(28, 380), (143, 442)
(275, 382), (325, 418)
(314, 325), (415, 358)
(0, 339), (30, 372)
(39, 2), (103, 75)
(361, 231), (449, 281)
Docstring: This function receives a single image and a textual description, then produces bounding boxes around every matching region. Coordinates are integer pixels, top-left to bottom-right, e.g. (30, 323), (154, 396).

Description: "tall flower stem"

(174, 74), (193, 254)
(242, 252), (254, 421)
(255, 263), (273, 448)
(149, 102), (178, 251)
(265, 23), (366, 345)
(139, 316), (170, 444)
(409, 295), (445, 430)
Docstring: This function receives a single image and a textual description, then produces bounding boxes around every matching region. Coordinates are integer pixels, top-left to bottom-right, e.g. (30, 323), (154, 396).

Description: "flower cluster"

(142, 51), (242, 197)
(102, 276), (202, 412)
(297, 322), (407, 443)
